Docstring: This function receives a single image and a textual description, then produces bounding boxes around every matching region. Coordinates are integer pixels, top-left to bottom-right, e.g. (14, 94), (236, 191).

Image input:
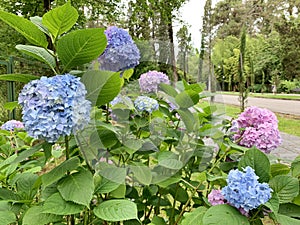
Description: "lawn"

(219, 103), (300, 137)
(220, 91), (300, 100)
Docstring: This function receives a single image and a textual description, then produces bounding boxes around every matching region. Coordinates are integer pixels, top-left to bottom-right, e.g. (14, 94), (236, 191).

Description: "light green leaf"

(42, 1), (78, 39)
(4, 101), (18, 111)
(56, 28), (107, 71)
(291, 156), (300, 177)
(42, 157), (80, 187)
(123, 68), (134, 81)
(16, 45), (55, 70)
(238, 147), (271, 183)
(177, 109), (197, 132)
(58, 169), (94, 207)
(43, 192), (84, 215)
(98, 166), (127, 184)
(22, 206), (61, 225)
(202, 204), (250, 225)
(30, 16), (50, 36)
(94, 199), (138, 222)
(0, 10), (48, 47)
(264, 193), (280, 215)
(130, 164), (152, 185)
(271, 163), (290, 177)
(0, 211), (16, 225)
(0, 74), (39, 83)
(12, 143), (44, 164)
(158, 158), (183, 170)
(269, 175), (299, 204)
(277, 214), (300, 225)
(159, 83), (178, 97)
(95, 177), (120, 194)
(175, 90), (199, 108)
(181, 206), (207, 225)
(12, 173), (39, 198)
(81, 70), (121, 106)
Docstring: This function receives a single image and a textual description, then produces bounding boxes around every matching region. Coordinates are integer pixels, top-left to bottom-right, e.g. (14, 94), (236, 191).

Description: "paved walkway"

(213, 93), (300, 162)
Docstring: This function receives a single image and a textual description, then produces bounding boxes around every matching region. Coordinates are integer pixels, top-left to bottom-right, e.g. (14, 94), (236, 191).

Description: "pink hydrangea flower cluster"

(230, 106), (281, 153)
(138, 70), (170, 93)
(208, 189), (225, 206)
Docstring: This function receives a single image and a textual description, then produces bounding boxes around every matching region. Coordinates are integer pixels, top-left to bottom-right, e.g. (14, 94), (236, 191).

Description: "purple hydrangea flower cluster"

(208, 189), (226, 206)
(138, 70), (170, 93)
(222, 166), (272, 213)
(230, 106), (281, 153)
(18, 74), (91, 143)
(1, 120), (24, 131)
(134, 96), (159, 113)
(98, 26), (140, 72)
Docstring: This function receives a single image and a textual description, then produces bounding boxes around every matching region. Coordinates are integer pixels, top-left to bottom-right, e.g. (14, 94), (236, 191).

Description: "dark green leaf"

(279, 203), (300, 218)
(238, 148), (270, 182)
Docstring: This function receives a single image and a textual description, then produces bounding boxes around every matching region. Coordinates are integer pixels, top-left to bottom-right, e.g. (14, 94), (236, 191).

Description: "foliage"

(0, 2), (299, 225)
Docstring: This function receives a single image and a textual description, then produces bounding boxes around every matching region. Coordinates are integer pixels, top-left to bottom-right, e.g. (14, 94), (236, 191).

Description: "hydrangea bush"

(1, 120), (24, 131)
(0, 2), (299, 225)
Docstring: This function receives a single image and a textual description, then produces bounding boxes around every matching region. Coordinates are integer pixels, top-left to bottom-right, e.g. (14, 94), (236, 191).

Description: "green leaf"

(98, 166), (127, 184)
(291, 156), (300, 177)
(238, 147), (271, 182)
(42, 1), (78, 39)
(202, 204), (250, 225)
(22, 206), (61, 225)
(158, 158), (183, 170)
(12, 143), (44, 164)
(159, 83), (178, 97)
(276, 214), (300, 225)
(81, 70), (121, 106)
(13, 173), (39, 198)
(150, 216), (167, 225)
(30, 16), (50, 36)
(94, 199), (138, 222)
(110, 184), (126, 198)
(0, 211), (16, 225)
(181, 206), (207, 225)
(0, 10), (48, 47)
(269, 175), (299, 204)
(175, 90), (199, 108)
(16, 45), (56, 70)
(4, 101), (18, 111)
(122, 68), (134, 81)
(279, 203), (300, 219)
(271, 163), (290, 177)
(57, 28), (107, 70)
(95, 177), (120, 194)
(264, 193), (280, 215)
(130, 164), (152, 185)
(43, 192), (84, 215)
(57, 169), (94, 207)
(177, 109), (197, 132)
(42, 157), (80, 187)
(0, 74), (39, 83)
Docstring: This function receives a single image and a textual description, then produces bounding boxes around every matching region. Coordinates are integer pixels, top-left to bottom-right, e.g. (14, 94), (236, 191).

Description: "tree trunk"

(168, 20), (178, 85)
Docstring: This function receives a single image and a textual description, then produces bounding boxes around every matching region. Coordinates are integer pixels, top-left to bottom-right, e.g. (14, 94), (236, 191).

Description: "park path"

(213, 93), (300, 162)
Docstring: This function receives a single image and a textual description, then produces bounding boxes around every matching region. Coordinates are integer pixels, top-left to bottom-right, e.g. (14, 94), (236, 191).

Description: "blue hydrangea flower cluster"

(18, 74), (91, 143)
(230, 106), (281, 153)
(134, 96), (159, 113)
(1, 120), (24, 131)
(222, 166), (272, 213)
(98, 26), (140, 72)
(138, 70), (170, 93)
(110, 94), (132, 107)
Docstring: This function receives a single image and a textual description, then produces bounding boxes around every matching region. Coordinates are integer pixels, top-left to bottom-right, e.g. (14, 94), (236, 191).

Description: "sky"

(177, 0), (220, 48)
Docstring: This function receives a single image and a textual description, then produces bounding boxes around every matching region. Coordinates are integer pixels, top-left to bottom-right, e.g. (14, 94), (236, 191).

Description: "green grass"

(220, 91), (300, 100)
(220, 104), (300, 137)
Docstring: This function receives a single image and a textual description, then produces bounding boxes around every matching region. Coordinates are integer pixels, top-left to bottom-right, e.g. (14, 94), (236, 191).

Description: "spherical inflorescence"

(230, 106), (281, 153)
(138, 70), (170, 93)
(98, 26), (140, 72)
(1, 120), (24, 131)
(208, 189), (226, 206)
(134, 96), (159, 114)
(222, 166), (272, 213)
(18, 74), (91, 143)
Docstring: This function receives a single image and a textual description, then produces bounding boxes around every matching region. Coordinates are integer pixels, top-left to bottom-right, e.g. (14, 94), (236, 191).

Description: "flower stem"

(65, 136), (70, 160)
